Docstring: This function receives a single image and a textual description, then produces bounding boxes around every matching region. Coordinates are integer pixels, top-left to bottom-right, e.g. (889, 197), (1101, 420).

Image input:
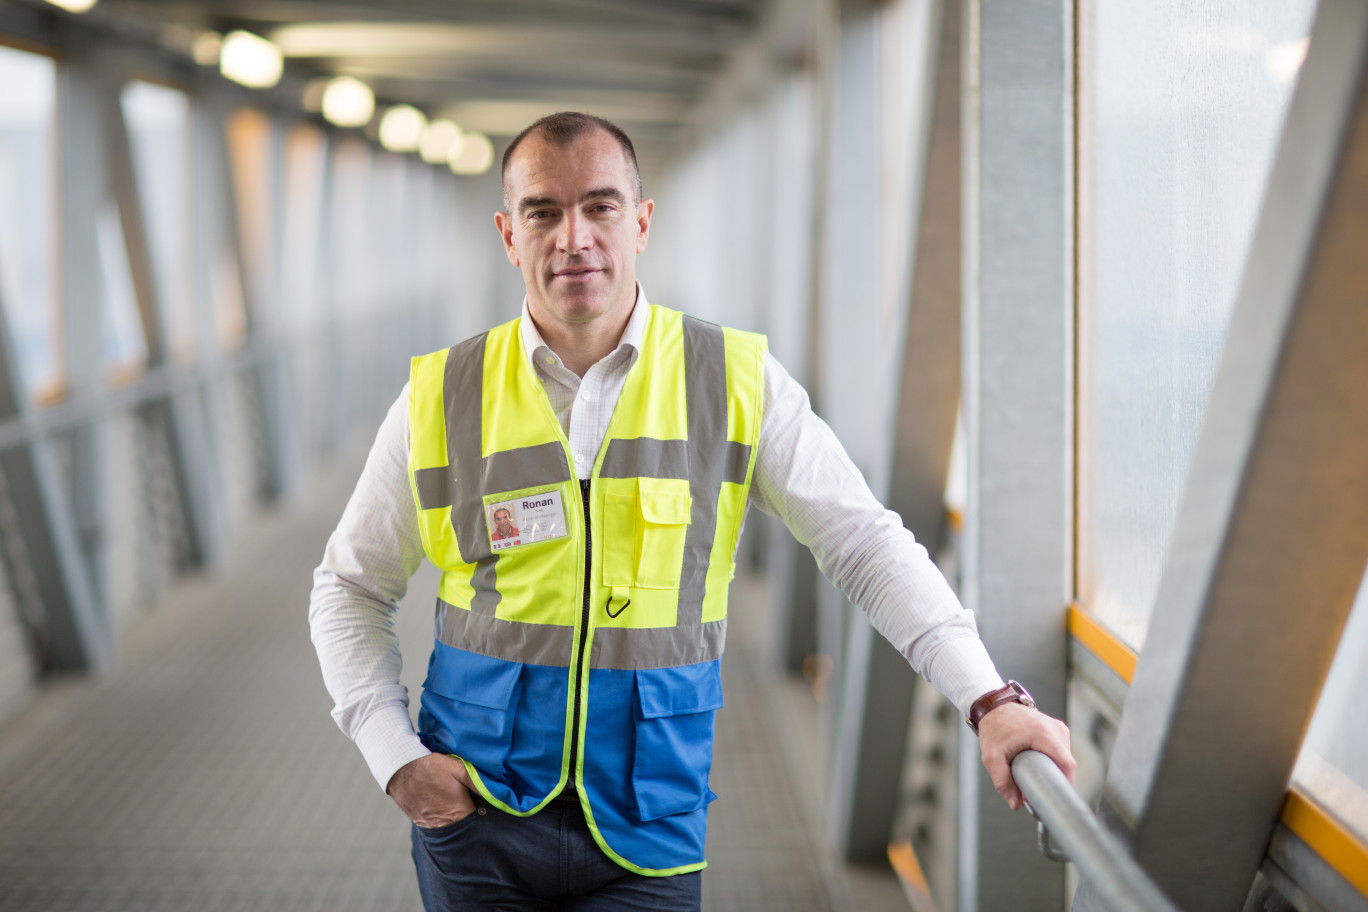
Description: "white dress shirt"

(309, 289), (1004, 790)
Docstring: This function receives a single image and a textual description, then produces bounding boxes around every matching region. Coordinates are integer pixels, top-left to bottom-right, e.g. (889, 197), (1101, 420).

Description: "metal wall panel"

(959, 0), (1073, 909)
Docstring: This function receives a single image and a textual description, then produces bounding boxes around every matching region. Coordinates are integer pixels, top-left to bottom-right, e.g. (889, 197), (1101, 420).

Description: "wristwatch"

(967, 680), (1036, 733)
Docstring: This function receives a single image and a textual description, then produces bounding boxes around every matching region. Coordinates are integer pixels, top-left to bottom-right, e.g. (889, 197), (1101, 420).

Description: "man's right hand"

(386, 753), (477, 828)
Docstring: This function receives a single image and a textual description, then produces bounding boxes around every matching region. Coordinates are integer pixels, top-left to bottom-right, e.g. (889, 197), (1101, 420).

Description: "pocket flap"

(635, 662), (724, 719)
(423, 645), (522, 711)
(639, 490), (692, 525)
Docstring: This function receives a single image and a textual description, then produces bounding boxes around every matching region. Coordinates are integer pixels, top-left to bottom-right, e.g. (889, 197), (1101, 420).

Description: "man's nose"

(557, 211), (593, 253)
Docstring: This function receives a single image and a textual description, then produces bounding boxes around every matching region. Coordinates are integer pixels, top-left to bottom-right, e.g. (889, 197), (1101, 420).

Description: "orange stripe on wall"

(1281, 788), (1368, 901)
(1067, 603), (1138, 684)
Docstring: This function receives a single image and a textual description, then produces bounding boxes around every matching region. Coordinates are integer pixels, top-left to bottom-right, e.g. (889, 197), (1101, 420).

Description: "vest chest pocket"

(630, 662), (723, 821)
(602, 477), (692, 592)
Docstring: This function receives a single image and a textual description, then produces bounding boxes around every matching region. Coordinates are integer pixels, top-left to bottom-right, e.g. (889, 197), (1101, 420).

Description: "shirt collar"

(519, 283), (650, 371)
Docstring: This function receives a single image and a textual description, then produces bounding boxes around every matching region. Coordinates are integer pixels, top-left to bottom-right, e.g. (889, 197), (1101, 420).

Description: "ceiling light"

(379, 105), (428, 153)
(321, 76), (374, 128)
(420, 119), (463, 164)
(192, 31), (222, 66)
(220, 31), (283, 89)
(450, 131), (494, 176)
(43, 0), (98, 12)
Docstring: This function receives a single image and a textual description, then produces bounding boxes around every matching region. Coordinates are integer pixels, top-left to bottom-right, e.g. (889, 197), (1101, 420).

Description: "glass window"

(1077, 1), (1318, 648)
(329, 137), (371, 320)
(281, 123), (326, 333)
(1293, 570), (1368, 842)
(121, 80), (194, 363)
(96, 202), (147, 377)
(0, 44), (59, 400)
(226, 107), (272, 330)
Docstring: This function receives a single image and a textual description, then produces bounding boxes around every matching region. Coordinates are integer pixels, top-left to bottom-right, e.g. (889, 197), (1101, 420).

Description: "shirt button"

(580, 390), (591, 401)
(544, 356), (555, 365)
(574, 453), (585, 464)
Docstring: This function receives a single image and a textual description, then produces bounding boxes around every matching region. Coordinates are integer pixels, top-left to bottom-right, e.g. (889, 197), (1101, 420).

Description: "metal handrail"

(1011, 750), (1181, 912)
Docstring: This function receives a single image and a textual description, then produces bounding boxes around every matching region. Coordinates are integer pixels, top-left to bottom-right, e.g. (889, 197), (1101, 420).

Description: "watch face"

(1008, 680), (1037, 707)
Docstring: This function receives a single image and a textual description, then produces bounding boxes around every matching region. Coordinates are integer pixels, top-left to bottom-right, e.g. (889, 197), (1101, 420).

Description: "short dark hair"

(501, 111), (643, 210)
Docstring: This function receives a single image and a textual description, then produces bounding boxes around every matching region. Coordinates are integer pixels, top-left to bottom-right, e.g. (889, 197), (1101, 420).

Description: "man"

(490, 508), (520, 542)
(310, 111), (1074, 911)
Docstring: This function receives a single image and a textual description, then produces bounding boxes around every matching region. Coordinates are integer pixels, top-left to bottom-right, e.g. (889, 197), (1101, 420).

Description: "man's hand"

(386, 753), (477, 828)
(977, 703), (1075, 811)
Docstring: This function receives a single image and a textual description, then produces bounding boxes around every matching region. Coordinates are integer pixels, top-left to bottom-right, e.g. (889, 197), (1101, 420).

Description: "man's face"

(495, 129), (653, 333)
(494, 509), (513, 533)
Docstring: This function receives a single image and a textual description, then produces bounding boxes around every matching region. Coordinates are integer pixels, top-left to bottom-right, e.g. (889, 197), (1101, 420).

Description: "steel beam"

(820, 0), (889, 859)
(1076, 2), (1368, 909)
(0, 33), (110, 672)
(828, 0), (966, 863)
(958, 1), (1073, 909)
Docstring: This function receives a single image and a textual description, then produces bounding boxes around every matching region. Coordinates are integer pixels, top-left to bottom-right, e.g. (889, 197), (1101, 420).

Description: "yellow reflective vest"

(406, 303), (766, 875)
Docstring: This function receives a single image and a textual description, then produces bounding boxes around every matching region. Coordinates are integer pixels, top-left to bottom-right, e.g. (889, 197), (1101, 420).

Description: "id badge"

(484, 484), (571, 551)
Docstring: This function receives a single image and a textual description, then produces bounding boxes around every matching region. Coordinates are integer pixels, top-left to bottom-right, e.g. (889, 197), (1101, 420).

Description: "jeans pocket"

(415, 807), (481, 839)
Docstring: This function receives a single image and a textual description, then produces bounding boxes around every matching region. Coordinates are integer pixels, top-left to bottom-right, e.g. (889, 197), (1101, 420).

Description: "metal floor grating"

(0, 455), (869, 911)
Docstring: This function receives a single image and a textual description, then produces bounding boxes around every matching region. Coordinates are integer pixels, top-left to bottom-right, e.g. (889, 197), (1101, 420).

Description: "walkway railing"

(1011, 750), (1181, 912)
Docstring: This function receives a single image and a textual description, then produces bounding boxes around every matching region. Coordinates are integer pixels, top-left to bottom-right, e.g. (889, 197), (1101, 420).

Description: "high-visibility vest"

(406, 304), (766, 876)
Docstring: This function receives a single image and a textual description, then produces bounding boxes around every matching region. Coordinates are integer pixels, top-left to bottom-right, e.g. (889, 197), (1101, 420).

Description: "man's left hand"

(976, 703), (1076, 811)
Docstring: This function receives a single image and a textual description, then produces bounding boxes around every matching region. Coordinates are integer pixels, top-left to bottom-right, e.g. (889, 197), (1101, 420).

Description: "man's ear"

(635, 198), (654, 254)
(494, 211), (519, 266)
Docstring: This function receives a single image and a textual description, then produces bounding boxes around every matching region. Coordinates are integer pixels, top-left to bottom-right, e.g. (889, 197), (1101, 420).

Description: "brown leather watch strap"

(967, 680), (1036, 733)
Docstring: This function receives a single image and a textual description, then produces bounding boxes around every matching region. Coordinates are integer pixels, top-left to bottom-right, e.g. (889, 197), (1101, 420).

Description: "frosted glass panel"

(122, 80), (194, 363)
(1293, 569), (1368, 842)
(1078, 1), (1318, 648)
(0, 47), (58, 398)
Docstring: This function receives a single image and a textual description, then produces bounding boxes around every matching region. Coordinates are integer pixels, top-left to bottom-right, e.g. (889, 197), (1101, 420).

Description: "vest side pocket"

(418, 642), (523, 780)
(630, 661), (724, 821)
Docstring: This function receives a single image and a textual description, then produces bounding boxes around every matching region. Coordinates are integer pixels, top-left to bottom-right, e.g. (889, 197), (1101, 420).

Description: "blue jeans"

(410, 795), (702, 911)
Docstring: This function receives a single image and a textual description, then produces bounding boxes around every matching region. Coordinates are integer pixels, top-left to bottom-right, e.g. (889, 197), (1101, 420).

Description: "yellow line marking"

(1067, 603), (1138, 684)
(1281, 788), (1368, 900)
(945, 507), (963, 533)
(887, 840), (929, 892)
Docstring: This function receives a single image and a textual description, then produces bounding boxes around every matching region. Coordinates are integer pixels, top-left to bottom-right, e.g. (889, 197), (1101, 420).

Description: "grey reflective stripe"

(677, 317), (730, 627)
(600, 437), (689, 479)
(443, 334), (500, 616)
(436, 599), (574, 667)
(722, 440), (751, 488)
(414, 464), (454, 511)
(590, 619), (727, 670)
(484, 442), (572, 492)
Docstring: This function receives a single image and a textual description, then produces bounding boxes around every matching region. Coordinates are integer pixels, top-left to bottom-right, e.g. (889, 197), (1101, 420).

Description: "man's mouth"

(553, 266), (602, 280)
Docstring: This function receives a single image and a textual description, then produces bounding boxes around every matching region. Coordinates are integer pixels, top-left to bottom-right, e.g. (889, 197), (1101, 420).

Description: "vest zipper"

(566, 477), (593, 795)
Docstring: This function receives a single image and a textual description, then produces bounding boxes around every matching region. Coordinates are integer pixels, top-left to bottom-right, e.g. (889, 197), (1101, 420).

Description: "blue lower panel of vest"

(418, 641), (568, 811)
(419, 642), (725, 872)
(581, 660), (724, 871)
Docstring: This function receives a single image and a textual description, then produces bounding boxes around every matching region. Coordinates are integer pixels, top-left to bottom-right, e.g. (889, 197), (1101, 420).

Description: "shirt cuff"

(921, 632), (1007, 717)
(354, 704), (432, 792)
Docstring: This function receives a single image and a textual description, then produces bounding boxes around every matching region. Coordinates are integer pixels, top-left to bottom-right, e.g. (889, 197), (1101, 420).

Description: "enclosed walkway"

(2, 0), (1368, 910)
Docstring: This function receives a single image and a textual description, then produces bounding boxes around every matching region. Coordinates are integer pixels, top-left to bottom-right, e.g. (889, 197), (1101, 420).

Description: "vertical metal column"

(819, 0), (888, 857)
(959, 1), (1072, 909)
(247, 116), (304, 504)
(827, 0), (966, 863)
(1076, 2), (1368, 908)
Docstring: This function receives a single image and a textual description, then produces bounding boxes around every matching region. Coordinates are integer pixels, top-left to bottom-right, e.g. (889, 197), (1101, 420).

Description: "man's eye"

(528, 210), (552, 220)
